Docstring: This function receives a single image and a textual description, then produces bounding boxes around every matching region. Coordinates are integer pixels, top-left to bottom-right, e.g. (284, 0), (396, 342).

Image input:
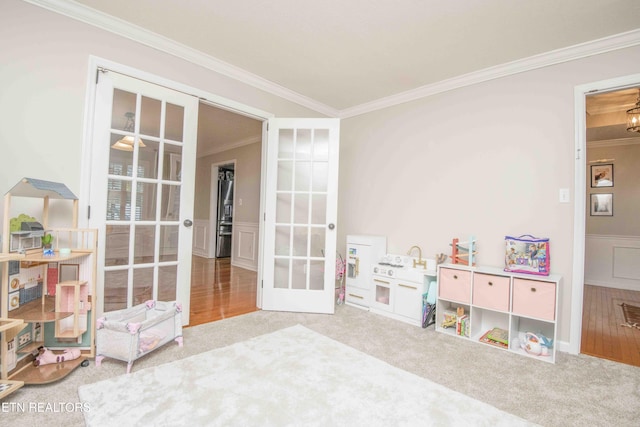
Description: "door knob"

(183, 219), (193, 227)
(328, 223), (335, 230)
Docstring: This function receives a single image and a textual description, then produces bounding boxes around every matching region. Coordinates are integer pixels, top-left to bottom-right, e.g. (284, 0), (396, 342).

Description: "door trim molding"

(570, 73), (640, 355)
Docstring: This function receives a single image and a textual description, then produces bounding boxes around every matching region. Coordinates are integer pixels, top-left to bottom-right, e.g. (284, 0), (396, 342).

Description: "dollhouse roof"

(6, 178), (78, 200)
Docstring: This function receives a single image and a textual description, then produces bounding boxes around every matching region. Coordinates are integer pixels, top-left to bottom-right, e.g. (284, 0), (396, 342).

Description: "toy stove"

(372, 254), (433, 282)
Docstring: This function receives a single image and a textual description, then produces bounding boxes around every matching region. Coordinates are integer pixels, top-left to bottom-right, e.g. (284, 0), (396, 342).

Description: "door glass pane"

(111, 89), (136, 131)
(275, 226), (290, 256)
(292, 259), (307, 290)
(158, 265), (177, 301)
(312, 162), (328, 192)
(109, 133), (134, 176)
(310, 228), (325, 258)
(163, 146), (182, 181)
(278, 129), (294, 158)
(274, 258), (289, 289)
(133, 267), (153, 306)
(277, 160), (293, 191)
(104, 269), (128, 312)
(292, 226), (308, 256)
(311, 194), (326, 224)
(314, 129), (329, 160)
(107, 179), (131, 220)
(165, 103), (184, 141)
(293, 194), (309, 224)
(140, 96), (161, 138)
(161, 184), (180, 221)
(276, 193), (291, 223)
(160, 225), (179, 262)
(295, 161), (311, 191)
(105, 225), (129, 266)
(310, 260), (324, 290)
(134, 225), (155, 264)
(295, 129), (312, 160)
(136, 182), (158, 221)
(138, 141), (160, 179)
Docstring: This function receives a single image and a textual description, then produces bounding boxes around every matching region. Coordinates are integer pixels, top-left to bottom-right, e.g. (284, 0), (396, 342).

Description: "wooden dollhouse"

(1, 178), (97, 396)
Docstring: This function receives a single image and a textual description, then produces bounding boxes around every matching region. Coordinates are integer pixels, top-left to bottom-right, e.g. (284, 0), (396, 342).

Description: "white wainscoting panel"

(585, 235), (640, 291)
(232, 222), (259, 271)
(193, 219), (212, 258)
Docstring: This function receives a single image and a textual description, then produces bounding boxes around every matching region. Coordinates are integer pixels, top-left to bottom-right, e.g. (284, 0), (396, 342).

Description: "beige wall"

(586, 143), (640, 235)
(339, 45), (640, 343)
(4, 0), (640, 346)
(0, 0), (322, 228)
(194, 142), (262, 223)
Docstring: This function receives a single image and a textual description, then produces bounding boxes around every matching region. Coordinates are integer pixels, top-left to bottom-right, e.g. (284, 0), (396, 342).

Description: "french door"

(89, 71), (198, 325)
(262, 118), (340, 313)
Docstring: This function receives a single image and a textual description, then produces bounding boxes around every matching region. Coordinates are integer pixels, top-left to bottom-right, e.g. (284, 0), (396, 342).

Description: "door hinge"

(87, 205), (91, 220)
(261, 280), (263, 289)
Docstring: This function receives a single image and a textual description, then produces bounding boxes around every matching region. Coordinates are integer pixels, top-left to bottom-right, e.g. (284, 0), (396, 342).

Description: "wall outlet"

(18, 331), (31, 346)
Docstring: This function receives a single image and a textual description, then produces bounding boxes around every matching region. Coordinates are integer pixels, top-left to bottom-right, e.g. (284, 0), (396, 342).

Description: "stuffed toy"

(33, 347), (81, 366)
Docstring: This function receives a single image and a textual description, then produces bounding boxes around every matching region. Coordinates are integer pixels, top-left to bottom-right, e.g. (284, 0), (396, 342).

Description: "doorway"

(574, 80), (640, 366)
(191, 102), (263, 324)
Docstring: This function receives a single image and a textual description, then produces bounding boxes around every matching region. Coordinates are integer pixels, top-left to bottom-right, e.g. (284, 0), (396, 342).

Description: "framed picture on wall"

(590, 193), (613, 216)
(590, 163), (614, 187)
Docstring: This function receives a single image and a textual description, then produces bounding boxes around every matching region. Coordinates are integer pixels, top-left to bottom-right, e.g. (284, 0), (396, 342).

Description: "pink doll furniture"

(95, 300), (183, 373)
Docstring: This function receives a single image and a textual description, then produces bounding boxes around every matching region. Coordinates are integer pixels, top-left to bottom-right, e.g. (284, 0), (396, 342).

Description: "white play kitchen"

(345, 235), (437, 327)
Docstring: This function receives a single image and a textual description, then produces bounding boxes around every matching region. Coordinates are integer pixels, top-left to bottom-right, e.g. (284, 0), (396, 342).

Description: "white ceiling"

(64, 0), (640, 113)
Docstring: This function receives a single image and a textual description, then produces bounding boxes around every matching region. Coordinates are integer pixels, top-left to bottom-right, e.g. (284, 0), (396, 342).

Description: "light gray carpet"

(78, 325), (535, 426)
(2, 304), (639, 426)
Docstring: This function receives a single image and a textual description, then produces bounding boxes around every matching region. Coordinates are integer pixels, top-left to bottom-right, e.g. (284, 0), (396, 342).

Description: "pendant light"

(112, 112), (146, 151)
(627, 89), (640, 133)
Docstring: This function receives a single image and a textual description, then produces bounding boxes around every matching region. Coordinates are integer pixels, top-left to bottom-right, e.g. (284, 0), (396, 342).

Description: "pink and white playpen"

(95, 300), (183, 373)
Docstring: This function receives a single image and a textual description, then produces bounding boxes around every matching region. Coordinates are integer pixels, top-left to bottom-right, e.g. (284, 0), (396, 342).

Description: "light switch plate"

(559, 188), (571, 203)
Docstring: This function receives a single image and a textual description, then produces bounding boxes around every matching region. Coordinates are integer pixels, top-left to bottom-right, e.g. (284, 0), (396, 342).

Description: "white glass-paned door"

(90, 71), (198, 325)
(262, 118), (340, 313)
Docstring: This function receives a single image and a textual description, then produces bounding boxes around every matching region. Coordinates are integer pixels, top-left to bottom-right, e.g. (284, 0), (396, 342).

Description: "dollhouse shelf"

(8, 356), (86, 385)
(7, 297), (72, 323)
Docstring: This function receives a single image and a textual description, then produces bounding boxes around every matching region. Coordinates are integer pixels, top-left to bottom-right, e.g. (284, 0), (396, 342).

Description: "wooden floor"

(188, 257), (259, 327)
(581, 284), (640, 367)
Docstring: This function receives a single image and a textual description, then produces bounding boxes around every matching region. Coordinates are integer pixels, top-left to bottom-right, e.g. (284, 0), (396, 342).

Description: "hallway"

(581, 284), (640, 367)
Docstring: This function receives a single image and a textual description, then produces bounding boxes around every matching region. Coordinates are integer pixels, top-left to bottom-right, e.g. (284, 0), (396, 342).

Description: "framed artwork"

(590, 193), (613, 216)
(590, 163), (614, 187)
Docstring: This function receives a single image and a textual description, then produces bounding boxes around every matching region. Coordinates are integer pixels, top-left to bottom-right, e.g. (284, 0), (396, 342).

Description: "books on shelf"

(479, 328), (508, 349)
(456, 315), (469, 337)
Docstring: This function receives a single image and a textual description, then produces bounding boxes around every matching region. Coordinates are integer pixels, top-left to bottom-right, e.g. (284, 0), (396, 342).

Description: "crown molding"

(587, 137), (640, 148)
(338, 29), (640, 119)
(24, 0), (339, 117)
(197, 136), (262, 158)
(25, 1), (640, 120)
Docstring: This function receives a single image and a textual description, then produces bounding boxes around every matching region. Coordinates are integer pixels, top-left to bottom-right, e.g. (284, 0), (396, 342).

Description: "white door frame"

(80, 56), (274, 311)
(570, 72), (640, 355)
(209, 160), (237, 259)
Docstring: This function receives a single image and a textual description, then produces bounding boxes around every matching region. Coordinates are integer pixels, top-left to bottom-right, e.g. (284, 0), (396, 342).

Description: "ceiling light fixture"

(112, 112), (146, 151)
(627, 89), (640, 133)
